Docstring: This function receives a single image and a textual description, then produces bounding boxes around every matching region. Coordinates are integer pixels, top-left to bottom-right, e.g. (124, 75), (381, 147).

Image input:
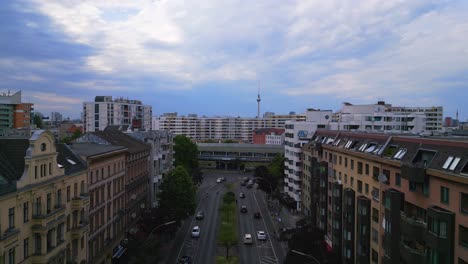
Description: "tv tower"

(257, 84), (261, 118)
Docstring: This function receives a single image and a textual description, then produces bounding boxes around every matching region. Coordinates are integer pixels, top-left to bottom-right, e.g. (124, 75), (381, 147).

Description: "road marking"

(253, 191), (279, 264)
(260, 256), (278, 264)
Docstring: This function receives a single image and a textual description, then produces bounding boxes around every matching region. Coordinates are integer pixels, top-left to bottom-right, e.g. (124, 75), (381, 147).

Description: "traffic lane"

(174, 172), (223, 263)
(238, 185), (261, 264)
(254, 191), (286, 263)
(197, 184), (223, 264)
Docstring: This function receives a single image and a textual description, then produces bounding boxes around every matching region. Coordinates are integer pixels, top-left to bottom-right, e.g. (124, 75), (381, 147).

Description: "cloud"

(1, 0), (468, 119)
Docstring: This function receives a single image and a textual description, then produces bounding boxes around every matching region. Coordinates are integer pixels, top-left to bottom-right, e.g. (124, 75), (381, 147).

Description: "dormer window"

(365, 143), (377, 153)
(412, 149), (436, 167)
(358, 143), (368, 152)
(40, 143), (46, 151)
(393, 149), (407, 160)
(442, 156), (461, 171)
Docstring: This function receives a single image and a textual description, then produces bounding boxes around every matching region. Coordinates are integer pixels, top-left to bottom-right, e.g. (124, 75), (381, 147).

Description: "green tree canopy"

(173, 135), (200, 182)
(32, 114), (43, 129)
(255, 155), (284, 195)
(158, 166), (196, 223)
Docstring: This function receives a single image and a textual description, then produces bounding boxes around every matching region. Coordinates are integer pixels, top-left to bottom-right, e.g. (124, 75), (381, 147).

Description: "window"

(395, 173), (401, 186)
(46, 193), (51, 214)
(372, 228), (379, 244)
(440, 221), (447, 238)
(23, 202), (29, 223)
(441, 187), (450, 204)
(34, 234), (41, 254)
(409, 182), (417, 192)
(351, 177), (354, 187)
(345, 157), (348, 167)
(351, 160), (354, 170)
(462, 193), (468, 214)
(8, 248), (15, 264)
(460, 225), (468, 248)
(372, 208), (379, 223)
(339, 156), (342, 165)
(8, 207), (15, 229)
(357, 162), (363, 174)
(49, 162), (52, 175)
(24, 237), (29, 259)
(443, 156), (461, 171)
(67, 186), (70, 202)
(365, 164), (369, 175)
(35, 166), (37, 179)
(57, 189), (62, 207)
(358, 181), (363, 193)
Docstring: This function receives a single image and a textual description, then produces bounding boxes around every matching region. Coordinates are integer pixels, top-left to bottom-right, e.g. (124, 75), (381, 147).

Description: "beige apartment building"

(0, 130), (89, 264)
(70, 143), (127, 264)
(303, 130), (468, 264)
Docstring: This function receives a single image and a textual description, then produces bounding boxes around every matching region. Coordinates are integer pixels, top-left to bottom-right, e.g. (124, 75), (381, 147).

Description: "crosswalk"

(260, 256), (278, 264)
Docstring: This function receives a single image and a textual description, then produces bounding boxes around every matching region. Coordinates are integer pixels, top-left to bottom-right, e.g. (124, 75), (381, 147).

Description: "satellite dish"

(378, 174), (388, 183)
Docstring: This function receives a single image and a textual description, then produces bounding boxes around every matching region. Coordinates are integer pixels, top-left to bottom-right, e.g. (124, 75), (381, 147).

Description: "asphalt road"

(170, 170), (286, 264)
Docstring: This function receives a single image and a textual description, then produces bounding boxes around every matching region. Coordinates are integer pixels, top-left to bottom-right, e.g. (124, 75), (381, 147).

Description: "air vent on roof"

(58, 164), (64, 168)
(66, 158), (76, 165)
(344, 140), (353, 149)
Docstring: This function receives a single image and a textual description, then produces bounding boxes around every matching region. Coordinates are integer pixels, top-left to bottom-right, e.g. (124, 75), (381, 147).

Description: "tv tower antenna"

(257, 82), (261, 118)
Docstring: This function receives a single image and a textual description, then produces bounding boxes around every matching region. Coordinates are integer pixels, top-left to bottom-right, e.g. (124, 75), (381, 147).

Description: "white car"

(191, 226), (200, 238)
(257, 231), (267, 240)
(244, 234), (253, 244)
(216, 178), (222, 183)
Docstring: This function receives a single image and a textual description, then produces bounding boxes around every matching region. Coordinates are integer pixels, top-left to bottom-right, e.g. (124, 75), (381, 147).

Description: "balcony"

(70, 221), (89, 239)
(400, 242), (426, 264)
(401, 164), (426, 183)
(400, 213), (427, 241)
(32, 204), (66, 228)
(71, 195), (90, 210)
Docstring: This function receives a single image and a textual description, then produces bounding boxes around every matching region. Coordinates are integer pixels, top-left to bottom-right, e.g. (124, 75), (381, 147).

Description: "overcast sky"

(1, 0), (467, 120)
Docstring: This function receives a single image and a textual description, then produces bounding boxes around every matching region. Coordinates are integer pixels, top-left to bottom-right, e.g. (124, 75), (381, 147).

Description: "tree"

(173, 135), (201, 183)
(32, 114), (43, 129)
(158, 166), (196, 223)
(218, 193), (237, 259)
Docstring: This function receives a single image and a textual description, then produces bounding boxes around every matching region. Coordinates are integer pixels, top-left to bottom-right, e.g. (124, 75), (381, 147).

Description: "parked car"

(244, 234), (253, 244)
(191, 226), (200, 238)
(254, 212), (261, 219)
(239, 192), (245, 198)
(195, 211), (204, 220)
(216, 178), (222, 183)
(257, 231), (267, 240)
(246, 181), (254, 188)
(240, 205), (248, 213)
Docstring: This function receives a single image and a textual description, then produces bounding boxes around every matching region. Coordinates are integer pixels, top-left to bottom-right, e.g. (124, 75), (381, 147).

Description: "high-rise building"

(83, 96), (152, 132)
(0, 91), (33, 136)
(50, 112), (63, 122)
(283, 109), (333, 210)
(302, 130), (468, 264)
(153, 113), (305, 142)
(0, 130), (89, 264)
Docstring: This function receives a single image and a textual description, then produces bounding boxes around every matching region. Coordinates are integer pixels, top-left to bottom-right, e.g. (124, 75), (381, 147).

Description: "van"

(243, 234), (253, 244)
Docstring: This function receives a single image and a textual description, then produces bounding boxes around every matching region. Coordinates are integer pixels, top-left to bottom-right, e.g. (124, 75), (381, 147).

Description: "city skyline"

(1, 1), (468, 120)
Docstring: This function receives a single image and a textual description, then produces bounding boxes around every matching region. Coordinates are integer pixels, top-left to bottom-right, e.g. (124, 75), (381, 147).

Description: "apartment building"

(127, 130), (174, 208)
(75, 129), (150, 236)
(252, 128), (285, 145)
(153, 113), (305, 142)
(335, 101), (442, 132)
(302, 130), (468, 264)
(0, 130), (89, 264)
(284, 109), (333, 211)
(0, 91), (33, 136)
(83, 96), (152, 132)
(69, 143), (127, 264)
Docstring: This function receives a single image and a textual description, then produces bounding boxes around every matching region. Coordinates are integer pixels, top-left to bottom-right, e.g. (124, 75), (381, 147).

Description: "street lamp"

(291, 250), (321, 264)
(145, 220), (176, 242)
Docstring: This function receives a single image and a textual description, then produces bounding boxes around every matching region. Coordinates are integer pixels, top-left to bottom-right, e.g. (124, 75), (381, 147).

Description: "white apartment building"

(334, 101), (442, 132)
(153, 113), (305, 142)
(83, 96), (152, 132)
(284, 109), (333, 210)
(266, 133), (284, 145)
